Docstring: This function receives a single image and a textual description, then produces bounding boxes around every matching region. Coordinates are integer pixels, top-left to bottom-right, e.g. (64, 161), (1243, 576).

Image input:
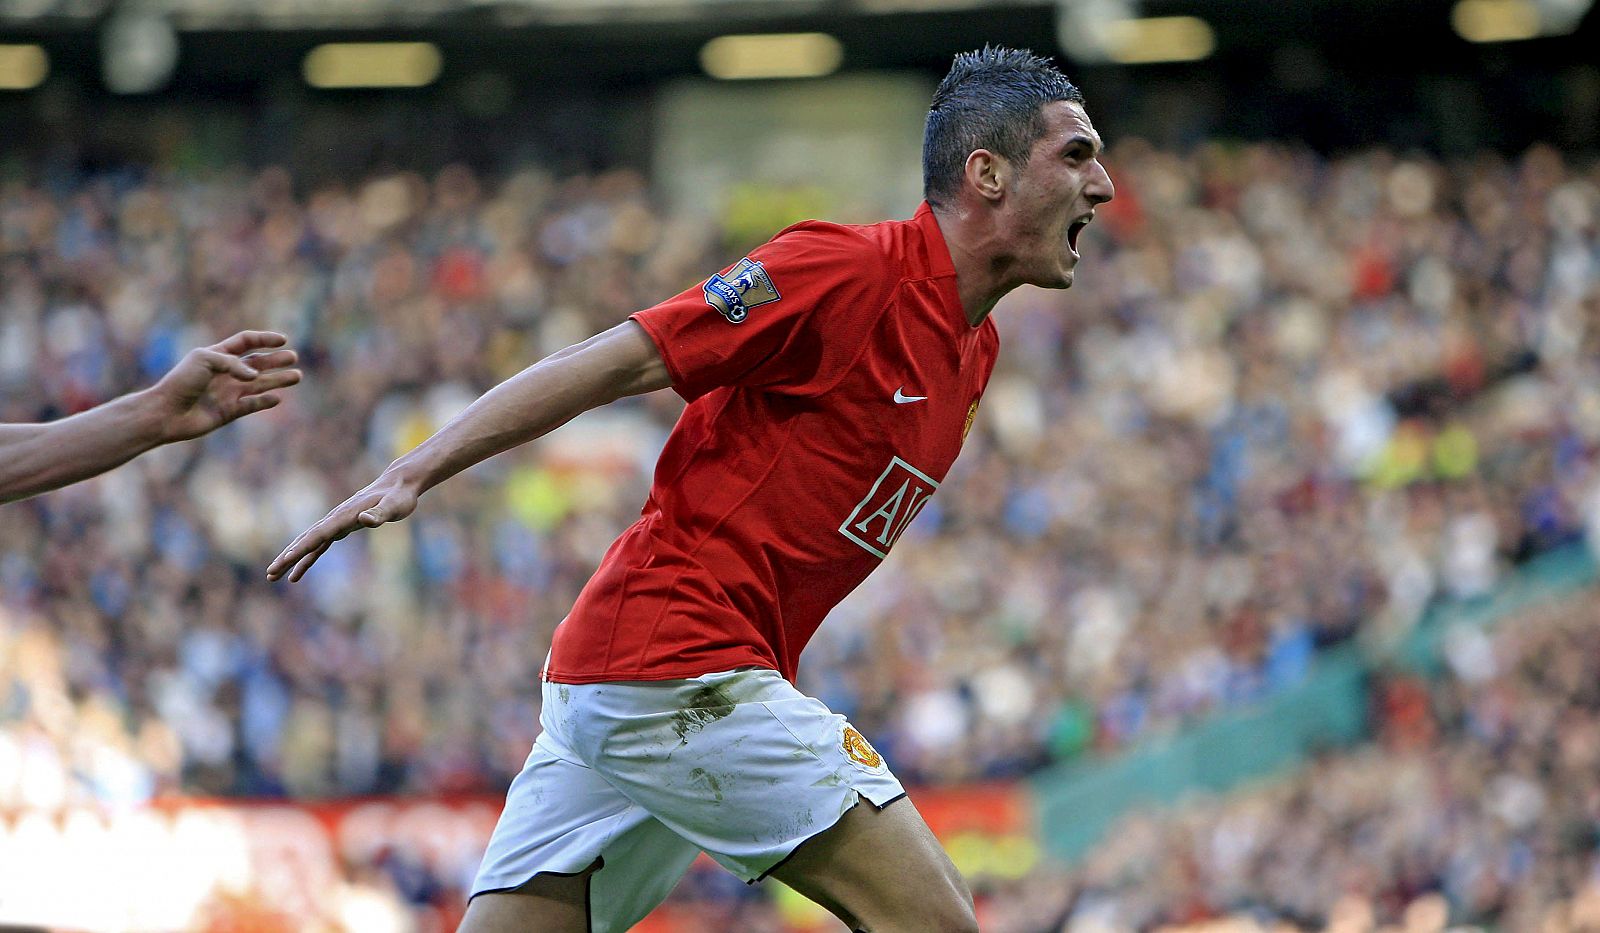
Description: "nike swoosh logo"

(893, 388), (928, 404)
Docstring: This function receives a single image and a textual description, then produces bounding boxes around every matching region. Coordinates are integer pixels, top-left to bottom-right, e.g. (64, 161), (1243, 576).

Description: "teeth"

(1067, 215), (1092, 254)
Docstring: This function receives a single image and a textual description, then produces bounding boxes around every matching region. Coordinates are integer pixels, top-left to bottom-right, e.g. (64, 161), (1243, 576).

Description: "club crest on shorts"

(703, 257), (780, 324)
(841, 724), (887, 774)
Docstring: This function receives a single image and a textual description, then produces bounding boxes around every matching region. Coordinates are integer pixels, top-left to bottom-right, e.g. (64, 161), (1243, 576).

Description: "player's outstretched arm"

(0, 330), (301, 505)
(266, 320), (671, 583)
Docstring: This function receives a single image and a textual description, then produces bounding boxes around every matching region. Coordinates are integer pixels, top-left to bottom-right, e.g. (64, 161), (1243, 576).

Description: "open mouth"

(1067, 213), (1093, 258)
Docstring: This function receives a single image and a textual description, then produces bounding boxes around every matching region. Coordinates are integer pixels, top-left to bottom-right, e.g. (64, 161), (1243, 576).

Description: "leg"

(576, 670), (954, 929)
(769, 797), (977, 933)
(468, 681), (702, 933)
(459, 867), (595, 933)
(468, 759), (699, 932)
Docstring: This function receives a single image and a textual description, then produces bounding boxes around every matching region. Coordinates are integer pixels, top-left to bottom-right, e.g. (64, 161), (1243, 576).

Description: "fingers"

(266, 470), (426, 584)
(226, 394), (282, 420)
(196, 348), (259, 380)
(240, 348), (298, 372)
(267, 484), (418, 582)
(236, 369), (302, 397)
(268, 500), (371, 581)
(267, 518), (348, 582)
(287, 540), (333, 583)
(214, 330), (288, 356)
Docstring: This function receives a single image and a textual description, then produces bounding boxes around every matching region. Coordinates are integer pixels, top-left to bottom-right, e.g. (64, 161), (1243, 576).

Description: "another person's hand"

(267, 470), (421, 582)
(145, 330), (302, 443)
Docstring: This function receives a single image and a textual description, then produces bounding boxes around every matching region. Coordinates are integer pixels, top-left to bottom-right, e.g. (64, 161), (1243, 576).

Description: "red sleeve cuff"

(629, 310), (702, 403)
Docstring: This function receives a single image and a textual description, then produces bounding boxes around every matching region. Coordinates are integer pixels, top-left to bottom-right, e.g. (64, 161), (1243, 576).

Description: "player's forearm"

(387, 322), (669, 494)
(0, 391), (164, 504)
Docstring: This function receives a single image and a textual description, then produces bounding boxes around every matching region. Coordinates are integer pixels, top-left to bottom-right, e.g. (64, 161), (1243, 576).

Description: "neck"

(928, 202), (1019, 327)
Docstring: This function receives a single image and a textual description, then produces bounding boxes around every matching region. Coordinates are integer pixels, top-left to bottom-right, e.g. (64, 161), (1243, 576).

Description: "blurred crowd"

(4, 136), (1600, 799)
(1032, 587), (1600, 933)
(0, 130), (1599, 926)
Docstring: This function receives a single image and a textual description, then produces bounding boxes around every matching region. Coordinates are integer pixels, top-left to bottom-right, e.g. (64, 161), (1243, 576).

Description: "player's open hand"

(267, 472), (421, 582)
(147, 330), (302, 443)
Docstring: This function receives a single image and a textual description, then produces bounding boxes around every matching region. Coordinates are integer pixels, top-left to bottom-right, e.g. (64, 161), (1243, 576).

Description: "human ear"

(964, 150), (1007, 202)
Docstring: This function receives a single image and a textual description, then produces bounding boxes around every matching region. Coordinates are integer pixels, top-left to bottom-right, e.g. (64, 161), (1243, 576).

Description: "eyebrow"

(1060, 134), (1104, 158)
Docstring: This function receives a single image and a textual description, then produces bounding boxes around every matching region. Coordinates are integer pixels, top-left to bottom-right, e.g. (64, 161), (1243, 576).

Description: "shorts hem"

(748, 790), (910, 885)
(470, 855), (603, 930)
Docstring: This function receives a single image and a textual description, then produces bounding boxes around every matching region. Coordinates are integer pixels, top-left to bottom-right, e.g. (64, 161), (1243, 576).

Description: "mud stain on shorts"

(688, 767), (725, 803)
(773, 807), (815, 841)
(670, 685), (737, 744)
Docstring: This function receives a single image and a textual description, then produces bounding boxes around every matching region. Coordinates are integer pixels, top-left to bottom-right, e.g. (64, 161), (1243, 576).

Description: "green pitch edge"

(1028, 543), (1599, 863)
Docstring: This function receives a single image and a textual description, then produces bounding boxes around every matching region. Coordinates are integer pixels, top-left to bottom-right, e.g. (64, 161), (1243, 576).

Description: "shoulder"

(752, 219), (902, 316)
(762, 220), (897, 290)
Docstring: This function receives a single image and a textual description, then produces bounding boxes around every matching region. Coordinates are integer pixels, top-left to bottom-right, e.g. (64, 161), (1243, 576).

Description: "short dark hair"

(922, 46), (1085, 205)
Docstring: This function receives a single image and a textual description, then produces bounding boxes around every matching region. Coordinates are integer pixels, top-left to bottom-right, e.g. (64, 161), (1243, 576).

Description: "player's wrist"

(381, 455), (434, 497)
(123, 389), (174, 448)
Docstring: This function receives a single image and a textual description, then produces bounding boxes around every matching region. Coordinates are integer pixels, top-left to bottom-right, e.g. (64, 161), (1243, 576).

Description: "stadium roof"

(15, 0), (1017, 30)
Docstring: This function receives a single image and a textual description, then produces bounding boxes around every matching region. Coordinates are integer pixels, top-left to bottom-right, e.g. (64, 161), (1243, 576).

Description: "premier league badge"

(703, 257), (781, 324)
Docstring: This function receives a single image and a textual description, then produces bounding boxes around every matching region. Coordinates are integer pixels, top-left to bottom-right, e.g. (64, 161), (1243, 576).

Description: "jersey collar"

(912, 201), (975, 330)
(913, 201), (958, 279)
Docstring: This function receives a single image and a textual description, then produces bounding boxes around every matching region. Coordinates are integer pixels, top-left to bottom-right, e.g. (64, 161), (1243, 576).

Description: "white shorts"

(470, 667), (906, 931)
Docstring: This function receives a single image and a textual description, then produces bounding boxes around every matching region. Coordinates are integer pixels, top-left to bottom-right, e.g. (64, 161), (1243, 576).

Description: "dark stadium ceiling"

(1, 0), (1594, 156)
(15, 0), (1022, 30)
(0, 0), (1593, 90)
(0, 0), (1570, 31)
(3, 0), (1592, 56)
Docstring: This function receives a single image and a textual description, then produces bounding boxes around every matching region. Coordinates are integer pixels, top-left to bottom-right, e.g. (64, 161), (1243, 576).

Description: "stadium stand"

(1034, 586), (1600, 931)
(2, 122), (1598, 928)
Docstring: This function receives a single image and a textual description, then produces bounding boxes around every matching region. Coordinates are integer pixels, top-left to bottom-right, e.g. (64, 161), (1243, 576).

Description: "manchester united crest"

(842, 724), (887, 773)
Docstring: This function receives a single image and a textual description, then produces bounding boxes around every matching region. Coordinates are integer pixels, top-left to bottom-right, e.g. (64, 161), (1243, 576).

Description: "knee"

(868, 885), (976, 933)
(866, 906), (977, 933)
(936, 867), (979, 932)
(925, 908), (980, 933)
(935, 897), (980, 933)
(915, 863), (977, 933)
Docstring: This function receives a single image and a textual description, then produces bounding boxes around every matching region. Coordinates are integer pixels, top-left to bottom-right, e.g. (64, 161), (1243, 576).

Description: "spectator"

(1, 126), (1598, 928)
(1035, 590), (1600, 932)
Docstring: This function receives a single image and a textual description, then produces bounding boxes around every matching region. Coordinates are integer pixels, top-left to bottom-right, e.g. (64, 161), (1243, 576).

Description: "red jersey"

(545, 203), (999, 684)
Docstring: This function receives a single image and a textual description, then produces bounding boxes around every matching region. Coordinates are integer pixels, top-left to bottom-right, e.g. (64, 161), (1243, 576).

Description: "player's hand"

(266, 471), (421, 582)
(145, 330), (302, 443)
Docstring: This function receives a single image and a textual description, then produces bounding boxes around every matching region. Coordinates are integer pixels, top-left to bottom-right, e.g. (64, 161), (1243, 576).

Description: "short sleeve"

(630, 223), (890, 402)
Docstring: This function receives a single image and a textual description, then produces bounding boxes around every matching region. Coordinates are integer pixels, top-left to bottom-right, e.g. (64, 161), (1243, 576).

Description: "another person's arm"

(0, 330), (300, 505)
(266, 320), (670, 582)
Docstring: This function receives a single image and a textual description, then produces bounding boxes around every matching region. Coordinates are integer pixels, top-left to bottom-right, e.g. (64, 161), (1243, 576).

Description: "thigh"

(459, 871), (591, 933)
(470, 729), (702, 932)
(769, 796), (978, 933)
(574, 669), (907, 882)
(463, 827), (700, 933)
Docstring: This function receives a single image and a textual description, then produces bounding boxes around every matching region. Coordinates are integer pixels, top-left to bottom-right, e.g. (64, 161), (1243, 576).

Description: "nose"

(1087, 159), (1115, 206)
